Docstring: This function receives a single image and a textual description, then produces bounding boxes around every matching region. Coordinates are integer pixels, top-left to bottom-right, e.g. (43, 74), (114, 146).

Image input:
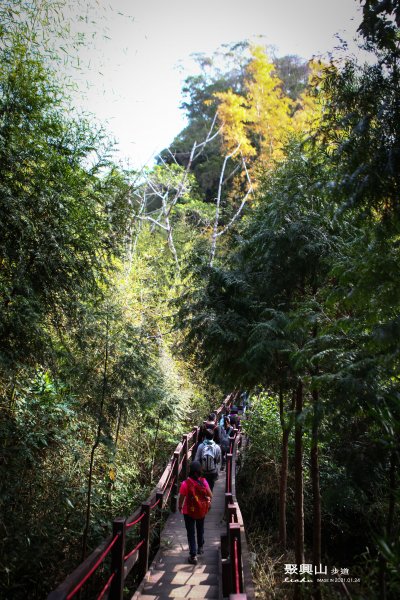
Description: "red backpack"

(185, 477), (210, 519)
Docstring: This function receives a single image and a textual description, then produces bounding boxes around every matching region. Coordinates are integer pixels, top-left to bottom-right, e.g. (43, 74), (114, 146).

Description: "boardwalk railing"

(221, 423), (255, 600)
(48, 393), (237, 600)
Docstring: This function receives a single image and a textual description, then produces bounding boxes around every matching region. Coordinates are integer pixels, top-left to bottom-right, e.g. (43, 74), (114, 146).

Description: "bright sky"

(69, 0), (362, 169)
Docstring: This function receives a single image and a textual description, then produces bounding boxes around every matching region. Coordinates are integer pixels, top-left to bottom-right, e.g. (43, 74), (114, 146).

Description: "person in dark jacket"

(199, 412), (221, 445)
(219, 416), (233, 470)
(229, 407), (240, 428)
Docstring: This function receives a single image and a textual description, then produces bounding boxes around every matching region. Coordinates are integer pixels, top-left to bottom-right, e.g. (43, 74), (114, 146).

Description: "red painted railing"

(221, 422), (251, 600)
(48, 393), (236, 600)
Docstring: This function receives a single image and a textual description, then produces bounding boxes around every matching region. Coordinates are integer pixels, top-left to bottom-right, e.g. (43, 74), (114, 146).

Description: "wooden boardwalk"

(133, 471), (226, 600)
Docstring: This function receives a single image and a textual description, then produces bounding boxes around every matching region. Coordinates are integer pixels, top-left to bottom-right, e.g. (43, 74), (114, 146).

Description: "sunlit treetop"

(245, 45), (294, 166)
(212, 90), (256, 157)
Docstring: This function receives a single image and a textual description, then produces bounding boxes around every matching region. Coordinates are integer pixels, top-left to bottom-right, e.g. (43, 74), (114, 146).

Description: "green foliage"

(0, 370), (85, 594)
(317, 5), (400, 220)
(176, 139), (337, 390)
(237, 394), (283, 530)
(242, 392), (282, 462)
(0, 40), (122, 370)
(358, 0), (400, 54)
(176, 13), (400, 590)
(0, 12), (214, 598)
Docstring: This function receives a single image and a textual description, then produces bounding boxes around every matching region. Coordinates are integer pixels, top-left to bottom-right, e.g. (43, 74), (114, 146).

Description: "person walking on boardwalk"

(194, 428), (221, 491)
(178, 461), (212, 565)
(199, 412), (221, 445)
(219, 416), (233, 470)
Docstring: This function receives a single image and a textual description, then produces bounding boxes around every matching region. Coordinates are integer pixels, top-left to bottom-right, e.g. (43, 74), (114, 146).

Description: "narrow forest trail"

(47, 396), (253, 600)
(133, 474), (226, 600)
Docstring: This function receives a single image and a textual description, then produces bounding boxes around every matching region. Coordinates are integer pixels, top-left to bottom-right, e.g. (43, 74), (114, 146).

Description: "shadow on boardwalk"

(133, 471), (226, 599)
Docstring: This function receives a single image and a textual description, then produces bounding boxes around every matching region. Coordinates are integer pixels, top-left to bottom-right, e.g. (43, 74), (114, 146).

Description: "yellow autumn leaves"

(214, 46), (324, 170)
(214, 90), (256, 158)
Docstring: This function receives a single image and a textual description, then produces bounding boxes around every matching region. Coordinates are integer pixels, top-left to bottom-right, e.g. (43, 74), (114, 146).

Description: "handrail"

(48, 392), (236, 600)
(126, 511), (145, 529)
(64, 533), (120, 600)
(221, 416), (255, 600)
(97, 571), (116, 600)
(234, 538), (241, 594)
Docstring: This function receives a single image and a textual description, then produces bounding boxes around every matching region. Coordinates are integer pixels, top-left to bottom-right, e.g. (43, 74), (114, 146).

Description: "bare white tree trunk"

(210, 145), (243, 266)
(216, 158), (253, 238)
(132, 111), (252, 271)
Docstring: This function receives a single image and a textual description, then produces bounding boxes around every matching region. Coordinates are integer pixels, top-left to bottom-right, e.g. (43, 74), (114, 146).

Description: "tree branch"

(209, 144), (241, 266)
(136, 214), (168, 231)
(216, 157), (253, 237)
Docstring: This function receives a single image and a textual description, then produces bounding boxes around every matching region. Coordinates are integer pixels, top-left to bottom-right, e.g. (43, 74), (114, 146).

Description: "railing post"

(138, 502), (150, 580)
(182, 434), (189, 479)
(226, 453), (233, 495)
(225, 492), (233, 514)
(171, 451), (180, 512)
(222, 557), (231, 596)
(229, 433), (236, 454)
(229, 523), (243, 594)
(193, 425), (199, 443)
(227, 504), (238, 549)
(228, 503), (238, 525)
(109, 517), (126, 600)
(156, 489), (164, 544)
(156, 489), (164, 510)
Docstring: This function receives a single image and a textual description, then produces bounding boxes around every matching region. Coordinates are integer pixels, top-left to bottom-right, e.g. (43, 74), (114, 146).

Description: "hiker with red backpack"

(194, 428), (221, 491)
(178, 461), (212, 565)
